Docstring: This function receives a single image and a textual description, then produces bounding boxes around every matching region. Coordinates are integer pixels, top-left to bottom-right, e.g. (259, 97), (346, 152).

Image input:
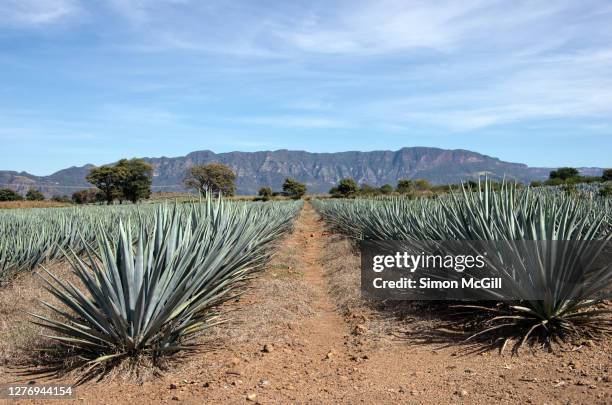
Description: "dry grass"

(317, 233), (398, 343)
(0, 201), (72, 209)
(319, 232), (456, 344)
(0, 262), (81, 374)
(319, 235), (361, 316)
(203, 239), (316, 346)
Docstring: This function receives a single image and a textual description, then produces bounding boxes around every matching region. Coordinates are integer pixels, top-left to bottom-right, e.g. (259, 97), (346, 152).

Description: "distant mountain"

(0, 147), (605, 196)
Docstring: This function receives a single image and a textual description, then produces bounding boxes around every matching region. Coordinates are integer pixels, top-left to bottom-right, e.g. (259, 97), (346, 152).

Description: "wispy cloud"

(236, 115), (352, 129)
(0, 0), (80, 27)
(360, 45), (612, 131)
(1, 1), (611, 171)
(274, 0), (486, 54)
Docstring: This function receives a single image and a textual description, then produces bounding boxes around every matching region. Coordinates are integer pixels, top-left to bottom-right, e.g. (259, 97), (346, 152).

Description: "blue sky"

(0, 0), (611, 175)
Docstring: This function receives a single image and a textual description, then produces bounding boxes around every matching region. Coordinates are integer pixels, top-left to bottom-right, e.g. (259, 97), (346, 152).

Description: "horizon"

(1, 1), (611, 174)
(2, 145), (607, 177)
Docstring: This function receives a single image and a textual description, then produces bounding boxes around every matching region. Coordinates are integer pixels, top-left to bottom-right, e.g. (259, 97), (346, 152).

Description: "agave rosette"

(28, 199), (300, 378)
(313, 180), (612, 351)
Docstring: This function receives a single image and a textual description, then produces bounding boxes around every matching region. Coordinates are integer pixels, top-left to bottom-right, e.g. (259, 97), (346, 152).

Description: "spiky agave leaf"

(31, 199), (300, 380)
(0, 195), (302, 282)
(444, 181), (612, 351)
(313, 179), (612, 351)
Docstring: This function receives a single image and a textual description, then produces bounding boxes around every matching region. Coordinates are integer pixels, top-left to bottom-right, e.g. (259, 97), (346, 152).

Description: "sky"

(0, 0), (611, 175)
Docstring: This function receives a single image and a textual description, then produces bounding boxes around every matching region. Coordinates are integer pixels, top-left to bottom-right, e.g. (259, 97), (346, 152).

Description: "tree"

(603, 169), (612, 181)
(86, 165), (124, 204)
(549, 167), (579, 181)
(25, 188), (45, 201)
(544, 178), (565, 186)
(414, 179), (431, 191)
(72, 188), (102, 204)
(330, 178), (359, 198)
(116, 158), (153, 203)
(379, 184), (393, 194)
(282, 178), (306, 199)
(51, 195), (72, 203)
(258, 186), (273, 201)
(184, 163), (236, 196)
(396, 179), (414, 194)
(0, 188), (23, 201)
(359, 184), (379, 196)
(530, 180), (543, 188)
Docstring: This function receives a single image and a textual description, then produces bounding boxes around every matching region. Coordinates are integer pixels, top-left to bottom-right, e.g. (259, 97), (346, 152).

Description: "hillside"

(0, 147), (604, 195)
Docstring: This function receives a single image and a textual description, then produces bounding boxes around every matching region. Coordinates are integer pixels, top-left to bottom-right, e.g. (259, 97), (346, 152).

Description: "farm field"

(3, 1), (612, 403)
(0, 202), (610, 404)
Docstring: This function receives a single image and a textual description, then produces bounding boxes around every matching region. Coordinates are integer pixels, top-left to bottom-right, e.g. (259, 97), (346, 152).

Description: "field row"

(313, 181), (612, 352)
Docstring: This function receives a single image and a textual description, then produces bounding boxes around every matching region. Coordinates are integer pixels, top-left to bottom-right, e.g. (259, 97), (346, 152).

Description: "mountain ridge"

(0, 147), (604, 196)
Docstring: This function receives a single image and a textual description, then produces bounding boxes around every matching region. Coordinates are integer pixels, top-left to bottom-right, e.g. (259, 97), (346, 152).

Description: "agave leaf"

(29, 197), (302, 375)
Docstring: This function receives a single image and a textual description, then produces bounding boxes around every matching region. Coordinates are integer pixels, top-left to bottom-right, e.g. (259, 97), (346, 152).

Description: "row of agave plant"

(0, 199), (299, 281)
(312, 180), (612, 352)
(0, 204), (156, 281)
(12, 198), (301, 381)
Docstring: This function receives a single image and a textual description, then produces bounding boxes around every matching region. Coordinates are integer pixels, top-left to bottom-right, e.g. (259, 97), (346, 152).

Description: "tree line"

(328, 178), (434, 198)
(327, 167), (612, 199)
(183, 162), (307, 200)
(327, 178), (433, 198)
(0, 158), (154, 204)
(530, 167), (612, 187)
(1, 163), (610, 203)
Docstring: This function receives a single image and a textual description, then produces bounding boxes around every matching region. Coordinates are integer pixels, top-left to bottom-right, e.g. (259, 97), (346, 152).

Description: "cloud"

(0, 0), (80, 27)
(275, 0), (485, 54)
(1, 0), (612, 142)
(236, 115), (352, 129)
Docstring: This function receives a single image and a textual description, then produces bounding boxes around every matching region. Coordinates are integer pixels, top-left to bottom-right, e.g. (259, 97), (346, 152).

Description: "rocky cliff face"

(0, 147), (603, 196)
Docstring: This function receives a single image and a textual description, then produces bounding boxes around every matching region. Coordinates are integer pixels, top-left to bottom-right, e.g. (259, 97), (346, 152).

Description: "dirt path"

(1, 202), (610, 404)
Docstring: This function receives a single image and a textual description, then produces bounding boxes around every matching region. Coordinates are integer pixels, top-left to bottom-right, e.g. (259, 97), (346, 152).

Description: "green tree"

(116, 158), (153, 203)
(530, 180), (543, 188)
(86, 165), (123, 204)
(282, 178), (307, 200)
(51, 195), (72, 203)
(396, 179), (414, 194)
(602, 169), (612, 181)
(414, 179), (431, 191)
(184, 163), (236, 196)
(72, 188), (102, 204)
(0, 188), (23, 201)
(379, 184), (393, 194)
(600, 185), (612, 198)
(549, 167), (579, 181)
(25, 188), (45, 201)
(359, 184), (379, 196)
(331, 178), (359, 198)
(544, 178), (565, 186)
(258, 186), (273, 201)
